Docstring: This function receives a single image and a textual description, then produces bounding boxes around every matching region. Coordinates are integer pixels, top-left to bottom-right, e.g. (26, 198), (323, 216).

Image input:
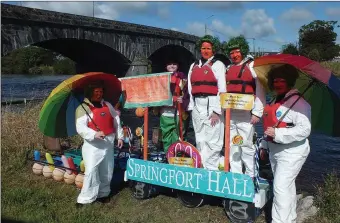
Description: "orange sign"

(119, 72), (173, 108)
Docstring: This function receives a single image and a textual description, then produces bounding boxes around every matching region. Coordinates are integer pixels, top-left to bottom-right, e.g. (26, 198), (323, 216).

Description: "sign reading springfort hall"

(126, 158), (255, 202)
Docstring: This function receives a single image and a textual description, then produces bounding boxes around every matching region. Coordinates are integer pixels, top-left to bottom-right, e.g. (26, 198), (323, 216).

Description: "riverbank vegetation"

(1, 46), (76, 75)
(1, 102), (340, 223)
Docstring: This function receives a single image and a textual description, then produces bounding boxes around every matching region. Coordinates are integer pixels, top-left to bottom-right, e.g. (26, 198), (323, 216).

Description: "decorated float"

(119, 71), (273, 223)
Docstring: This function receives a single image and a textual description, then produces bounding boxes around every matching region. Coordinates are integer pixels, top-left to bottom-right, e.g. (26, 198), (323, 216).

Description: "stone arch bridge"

(1, 3), (204, 77)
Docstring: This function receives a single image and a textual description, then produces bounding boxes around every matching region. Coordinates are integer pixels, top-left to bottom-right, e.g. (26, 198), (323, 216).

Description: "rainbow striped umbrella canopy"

(39, 72), (122, 138)
(254, 54), (340, 137)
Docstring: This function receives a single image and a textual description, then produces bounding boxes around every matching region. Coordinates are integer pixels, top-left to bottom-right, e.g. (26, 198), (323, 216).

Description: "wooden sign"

(220, 93), (254, 110)
(119, 72), (173, 109)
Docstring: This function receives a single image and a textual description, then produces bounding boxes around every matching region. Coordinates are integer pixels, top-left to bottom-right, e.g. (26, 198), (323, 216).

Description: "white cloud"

(186, 22), (213, 36)
(156, 2), (170, 19)
(241, 9), (276, 38)
(22, 1), (166, 20)
(210, 19), (240, 38)
(22, 2), (95, 17)
(193, 2), (244, 11)
(171, 27), (179, 31)
(280, 8), (313, 23)
(326, 8), (340, 18)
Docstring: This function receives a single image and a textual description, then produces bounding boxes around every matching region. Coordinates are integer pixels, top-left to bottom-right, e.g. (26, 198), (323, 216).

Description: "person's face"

(273, 78), (289, 95)
(201, 42), (214, 60)
(91, 87), (104, 102)
(166, 63), (178, 72)
(229, 49), (243, 64)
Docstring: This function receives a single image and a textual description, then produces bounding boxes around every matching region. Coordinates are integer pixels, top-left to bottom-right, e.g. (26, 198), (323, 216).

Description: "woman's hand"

(177, 96), (183, 103)
(264, 127), (275, 138)
(209, 112), (220, 127)
(117, 139), (124, 148)
(250, 115), (260, 124)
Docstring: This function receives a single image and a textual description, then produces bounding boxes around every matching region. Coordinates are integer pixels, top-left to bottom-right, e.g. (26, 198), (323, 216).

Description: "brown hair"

(84, 81), (105, 99)
(267, 64), (299, 91)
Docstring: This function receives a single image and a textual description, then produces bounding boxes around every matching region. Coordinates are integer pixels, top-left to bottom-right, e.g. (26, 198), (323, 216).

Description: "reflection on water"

(2, 75), (340, 193)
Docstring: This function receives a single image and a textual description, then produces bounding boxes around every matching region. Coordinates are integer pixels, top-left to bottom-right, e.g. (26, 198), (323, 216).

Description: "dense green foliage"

(281, 20), (340, 61)
(1, 46), (76, 75)
(282, 43), (299, 55)
(299, 20), (340, 61)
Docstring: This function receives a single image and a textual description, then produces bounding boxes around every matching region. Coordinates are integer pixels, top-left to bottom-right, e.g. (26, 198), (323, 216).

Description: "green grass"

(321, 61), (340, 77)
(2, 102), (339, 223)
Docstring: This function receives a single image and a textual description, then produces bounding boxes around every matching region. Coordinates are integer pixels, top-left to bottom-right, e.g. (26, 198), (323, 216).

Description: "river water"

(2, 75), (339, 193)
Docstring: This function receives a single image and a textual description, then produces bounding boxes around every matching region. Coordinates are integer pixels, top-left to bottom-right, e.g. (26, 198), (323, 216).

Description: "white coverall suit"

(226, 57), (266, 177)
(187, 56), (227, 170)
(76, 98), (123, 204)
(261, 89), (311, 223)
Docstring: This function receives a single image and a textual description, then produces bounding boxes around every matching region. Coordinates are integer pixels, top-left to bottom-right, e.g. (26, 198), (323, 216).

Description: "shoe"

(96, 196), (110, 204)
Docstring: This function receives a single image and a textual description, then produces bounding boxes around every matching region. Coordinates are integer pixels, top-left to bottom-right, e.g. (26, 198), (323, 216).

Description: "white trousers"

(269, 140), (310, 223)
(192, 98), (224, 170)
(229, 110), (256, 177)
(77, 134), (115, 204)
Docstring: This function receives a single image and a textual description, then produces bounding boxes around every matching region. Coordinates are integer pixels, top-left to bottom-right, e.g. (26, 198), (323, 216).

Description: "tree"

(53, 58), (76, 75)
(308, 48), (321, 61)
(299, 20), (340, 61)
(282, 43), (299, 55)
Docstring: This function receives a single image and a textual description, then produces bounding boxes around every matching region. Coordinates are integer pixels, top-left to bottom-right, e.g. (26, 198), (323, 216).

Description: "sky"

(4, 1), (340, 52)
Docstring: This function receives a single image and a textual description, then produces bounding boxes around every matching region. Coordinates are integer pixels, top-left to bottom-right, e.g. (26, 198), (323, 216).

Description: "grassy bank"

(2, 102), (340, 223)
(321, 61), (340, 76)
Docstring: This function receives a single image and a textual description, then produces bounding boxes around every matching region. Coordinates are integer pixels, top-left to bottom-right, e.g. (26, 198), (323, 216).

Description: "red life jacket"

(190, 61), (218, 97)
(86, 102), (115, 136)
(226, 60), (255, 95)
(171, 73), (182, 103)
(263, 93), (300, 142)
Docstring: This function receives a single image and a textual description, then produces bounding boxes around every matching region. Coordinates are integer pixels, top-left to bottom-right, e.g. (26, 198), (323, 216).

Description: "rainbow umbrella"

(39, 72), (122, 138)
(253, 54), (340, 137)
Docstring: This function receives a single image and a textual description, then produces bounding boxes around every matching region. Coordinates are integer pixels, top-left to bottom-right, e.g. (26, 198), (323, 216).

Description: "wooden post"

(143, 107), (149, 160)
(224, 108), (231, 172)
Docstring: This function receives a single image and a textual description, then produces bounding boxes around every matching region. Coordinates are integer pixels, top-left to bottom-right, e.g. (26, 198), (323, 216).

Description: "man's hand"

(264, 127), (275, 138)
(95, 131), (105, 140)
(117, 139), (124, 148)
(250, 115), (260, 124)
(209, 112), (220, 127)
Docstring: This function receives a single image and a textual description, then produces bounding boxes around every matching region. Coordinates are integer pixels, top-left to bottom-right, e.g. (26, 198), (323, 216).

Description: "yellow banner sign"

(220, 93), (254, 110)
(168, 157), (194, 167)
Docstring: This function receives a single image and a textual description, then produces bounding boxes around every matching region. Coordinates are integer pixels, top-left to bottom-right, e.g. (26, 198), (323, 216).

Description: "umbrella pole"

(224, 108), (231, 172)
(143, 107), (149, 160)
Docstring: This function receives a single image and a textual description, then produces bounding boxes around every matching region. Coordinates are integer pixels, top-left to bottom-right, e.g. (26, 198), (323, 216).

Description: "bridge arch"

(33, 38), (131, 77)
(148, 44), (196, 74)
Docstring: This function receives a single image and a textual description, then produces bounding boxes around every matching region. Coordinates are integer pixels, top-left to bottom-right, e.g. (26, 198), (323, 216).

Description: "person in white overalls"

(260, 65), (311, 223)
(75, 82), (124, 207)
(187, 35), (227, 170)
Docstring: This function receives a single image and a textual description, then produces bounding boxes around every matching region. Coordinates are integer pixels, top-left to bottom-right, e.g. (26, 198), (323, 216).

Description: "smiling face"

(229, 48), (243, 64)
(91, 87), (104, 102)
(166, 63), (178, 72)
(201, 42), (214, 60)
(273, 78), (289, 95)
